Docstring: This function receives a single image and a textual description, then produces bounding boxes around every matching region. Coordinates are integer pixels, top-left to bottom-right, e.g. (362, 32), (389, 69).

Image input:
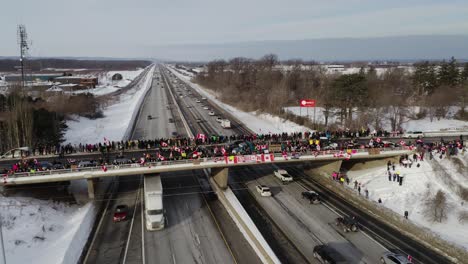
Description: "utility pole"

(0, 217), (6, 264)
(17, 24), (30, 91)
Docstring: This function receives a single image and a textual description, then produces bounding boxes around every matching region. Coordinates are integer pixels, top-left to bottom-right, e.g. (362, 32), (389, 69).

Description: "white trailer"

(221, 119), (231, 129)
(144, 175), (165, 231)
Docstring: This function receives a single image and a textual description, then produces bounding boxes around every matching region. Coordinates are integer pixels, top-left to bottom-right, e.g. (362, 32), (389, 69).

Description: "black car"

(302, 191), (320, 204)
(147, 115), (152, 120)
(313, 244), (348, 264)
(335, 216), (359, 232)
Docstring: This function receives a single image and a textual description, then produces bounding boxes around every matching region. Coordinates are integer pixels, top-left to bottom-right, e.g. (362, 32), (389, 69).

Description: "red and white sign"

(225, 156), (237, 164)
(299, 99), (316, 107)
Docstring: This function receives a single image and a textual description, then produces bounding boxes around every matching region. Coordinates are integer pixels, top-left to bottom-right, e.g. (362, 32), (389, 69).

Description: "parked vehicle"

(216, 117), (223, 123)
(113, 204), (128, 222)
(0, 147), (30, 159)
(221, 119), (231, 128)
(256, 185), (272, 197)
(380, 252), (412, 264)
(402, 131), (424, 138)
(302, 190), (320, 204)
(313, 244), (348, 264)
(203, 106), (209, 110)
(208, 111), (215, 116)
(144, 175), (165, 230)
(195, 99), (201, 103)
(335, 216), (359, 232)
(196, 118), (202, 123)
(202, 97), (207, 100)
(147, 115), (152, 120)
(274, 169), (293, 183)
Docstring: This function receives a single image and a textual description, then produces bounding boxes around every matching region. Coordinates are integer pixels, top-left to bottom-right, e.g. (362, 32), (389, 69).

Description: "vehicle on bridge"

(0, 147), (30, 159)
(402, 131), (423, 138)
(144, 175), (165, 231)
(274, 169), (293, 183)
(301, 190), (320, 204)
(335, 216), (359, 232)
(313, 244), (348, 264)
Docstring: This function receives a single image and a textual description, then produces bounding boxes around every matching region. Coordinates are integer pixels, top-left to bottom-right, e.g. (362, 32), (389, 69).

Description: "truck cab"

(144, 175), (165, 231)
(274, 169), (293, 183)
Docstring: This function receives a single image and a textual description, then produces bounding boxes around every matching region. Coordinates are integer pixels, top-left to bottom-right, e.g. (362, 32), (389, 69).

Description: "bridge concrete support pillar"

(343, 156), (399, 171)
(212, 168), (229, 190)
(87, 178), (95, 199)
(303, 160), (343, 178)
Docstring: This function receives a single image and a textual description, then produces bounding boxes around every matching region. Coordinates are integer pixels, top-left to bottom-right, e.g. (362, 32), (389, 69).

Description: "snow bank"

(64, 65), (154, 144)
(1, 196), (95, 264)
(346, 152), (468, 249)
(167, 65), (310, 134)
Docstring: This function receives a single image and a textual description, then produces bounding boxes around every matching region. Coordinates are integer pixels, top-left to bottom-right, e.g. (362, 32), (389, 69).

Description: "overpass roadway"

(3, 149), (410, 188)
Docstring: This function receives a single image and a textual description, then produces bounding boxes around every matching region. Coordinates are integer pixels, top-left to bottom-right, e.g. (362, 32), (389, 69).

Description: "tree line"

(0, 59), (151, 72)
(195, 55), (468, 131)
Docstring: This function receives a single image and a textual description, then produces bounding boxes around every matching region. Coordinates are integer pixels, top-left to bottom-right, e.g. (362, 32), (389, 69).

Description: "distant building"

(4, 74), (63, 82)
(53, 76), (98, 88)
(111, 73), (123, 81)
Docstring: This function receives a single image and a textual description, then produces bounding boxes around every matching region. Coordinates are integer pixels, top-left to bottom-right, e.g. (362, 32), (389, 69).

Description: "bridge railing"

(5, 147), (410, 179)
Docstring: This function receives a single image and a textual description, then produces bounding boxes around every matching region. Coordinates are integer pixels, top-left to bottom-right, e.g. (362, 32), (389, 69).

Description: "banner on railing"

(225, 154), (275, 164)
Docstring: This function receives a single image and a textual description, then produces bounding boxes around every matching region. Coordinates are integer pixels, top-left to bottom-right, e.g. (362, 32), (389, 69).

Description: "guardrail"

(6, 147), (410, 179)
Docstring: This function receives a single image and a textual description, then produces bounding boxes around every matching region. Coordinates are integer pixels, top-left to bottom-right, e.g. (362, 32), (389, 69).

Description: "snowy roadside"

(166, 65), (310, 134)
(1, 65), (155, 264)
(346, 152), (468, 250)
(65, 65), (155, 144)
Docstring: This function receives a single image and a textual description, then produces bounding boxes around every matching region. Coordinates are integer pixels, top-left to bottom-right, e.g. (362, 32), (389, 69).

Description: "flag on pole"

(104, 137), (110, 146)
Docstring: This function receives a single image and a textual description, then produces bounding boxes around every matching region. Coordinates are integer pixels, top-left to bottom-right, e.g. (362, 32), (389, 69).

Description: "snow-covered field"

(346, 152), (468, 250)
(167, 65), (310, 134)
(284, 106), (468, 132)
(1, 180), (94, 264)
(71, 68), (144, 96)
(65, 66), (154, 144)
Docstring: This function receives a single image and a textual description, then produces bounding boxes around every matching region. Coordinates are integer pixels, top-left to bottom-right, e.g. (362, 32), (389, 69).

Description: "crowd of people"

(18, 128), (408, 157)
(2, 129), (466, 177)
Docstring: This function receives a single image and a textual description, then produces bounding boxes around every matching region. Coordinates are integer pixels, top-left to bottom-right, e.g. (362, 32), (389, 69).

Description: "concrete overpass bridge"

(2, 148), (411, 198)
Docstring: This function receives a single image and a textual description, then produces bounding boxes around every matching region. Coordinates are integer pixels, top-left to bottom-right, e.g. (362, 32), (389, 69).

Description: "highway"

(86, 65), (260, 264)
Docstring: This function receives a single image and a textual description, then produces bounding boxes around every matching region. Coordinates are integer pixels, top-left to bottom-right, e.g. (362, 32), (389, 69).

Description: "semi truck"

(144, 175), (165, 231)
(221, 119), (231, 129)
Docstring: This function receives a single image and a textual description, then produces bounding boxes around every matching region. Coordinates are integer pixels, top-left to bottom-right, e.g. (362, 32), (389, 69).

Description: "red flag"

(161, 142), (168, 147)
(221, 147), (226, 155)
(101, 165), (107, 172)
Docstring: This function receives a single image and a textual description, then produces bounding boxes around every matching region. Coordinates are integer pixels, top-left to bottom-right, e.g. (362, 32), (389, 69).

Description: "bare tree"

(424, 190), (449, 223)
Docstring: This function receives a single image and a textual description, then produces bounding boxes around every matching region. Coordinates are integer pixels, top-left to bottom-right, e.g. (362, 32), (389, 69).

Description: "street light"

(0, 215), (6, 264)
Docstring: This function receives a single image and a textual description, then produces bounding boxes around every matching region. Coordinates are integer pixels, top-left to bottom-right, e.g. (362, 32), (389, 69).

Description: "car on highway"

(274, 169), (293, 183)
(208, 111), (215, 116)
(203, 106), (209, 110)
(380, 252), (412, 264)
(196, 118), (202, 123)
(113, 204), (129, 222)
(301, 190), (320, 204)
(202, 97), (207, 100)
(147, 115), (152, 120)
(335, 216), (359, 232)
(256, 185), (272, 197)
(313, 244), (348, 264)
(216, 117), (223, 123)
(195, 99), (201, 103)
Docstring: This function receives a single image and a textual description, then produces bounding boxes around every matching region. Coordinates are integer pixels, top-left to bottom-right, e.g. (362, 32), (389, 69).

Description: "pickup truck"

(274, 169), (293, 183)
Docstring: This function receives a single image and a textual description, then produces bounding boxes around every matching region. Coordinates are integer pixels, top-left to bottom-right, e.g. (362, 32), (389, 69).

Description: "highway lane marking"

(200, 170), (239, 264)
(123, 175), (142, 264)
(140, 184), (146, 264)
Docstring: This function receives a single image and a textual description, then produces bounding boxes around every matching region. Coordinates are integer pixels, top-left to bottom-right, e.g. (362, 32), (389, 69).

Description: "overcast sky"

(1, 0), (468, 58)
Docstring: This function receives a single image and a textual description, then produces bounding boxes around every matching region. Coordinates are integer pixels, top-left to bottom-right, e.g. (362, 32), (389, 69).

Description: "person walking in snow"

(378, 198), (382, 203)
(388, 171), (392, 181)
(354, 180), (358, 189)
(365, 189), (369, 198)
(404, 210), (409, 219)
(358, 185), (361, 195)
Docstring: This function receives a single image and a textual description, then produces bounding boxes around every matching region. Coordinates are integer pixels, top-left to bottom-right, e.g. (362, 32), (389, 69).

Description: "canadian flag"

(441, 146), (447, 151)
(3, 174), (8, 184)
(158, 153), (165, 161)
(316, 144), (321, 151)
(399, 140), (406, 146)
(225, 156), (237, 164)
(101, 165), (108, 172)
(104, 137), (110, 146)
(282, 151), (288, 160)
(376, 137), (382, 143)
(221, 147), (226, 155)
(197, 133), (206, 142)
(344, 153), (351, 160)
(262, 154), (274, 162)
(140, 157), (145, 164)
(174, 146), (181, 153)
(161, 142), (168, 147)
